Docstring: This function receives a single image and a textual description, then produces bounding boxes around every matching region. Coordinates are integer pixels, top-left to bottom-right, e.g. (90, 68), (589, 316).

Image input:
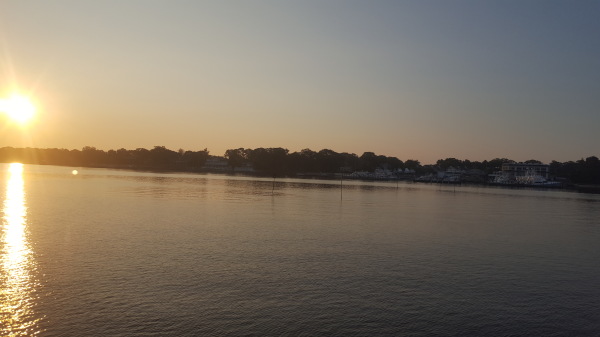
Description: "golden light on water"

(1, 163), (39, 336)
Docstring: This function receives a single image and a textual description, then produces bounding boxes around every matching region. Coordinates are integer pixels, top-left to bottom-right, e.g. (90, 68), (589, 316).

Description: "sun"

(0, 94), (36, 125)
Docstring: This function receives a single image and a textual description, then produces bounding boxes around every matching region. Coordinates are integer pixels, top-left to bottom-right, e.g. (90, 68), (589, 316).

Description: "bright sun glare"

(0, 94), (36, 125)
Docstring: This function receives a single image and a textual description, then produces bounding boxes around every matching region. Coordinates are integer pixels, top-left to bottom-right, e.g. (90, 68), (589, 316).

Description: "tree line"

(0, 146), (598, 184)
(224, 147), (421, 176)
(0, 146), (210, 170)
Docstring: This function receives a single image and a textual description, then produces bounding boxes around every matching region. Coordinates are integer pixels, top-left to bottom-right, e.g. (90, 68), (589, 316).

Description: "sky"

(0, 0), (598, 164)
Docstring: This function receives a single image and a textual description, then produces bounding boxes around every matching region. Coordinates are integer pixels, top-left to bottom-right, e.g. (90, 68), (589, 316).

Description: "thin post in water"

(340, 171), (343, 200)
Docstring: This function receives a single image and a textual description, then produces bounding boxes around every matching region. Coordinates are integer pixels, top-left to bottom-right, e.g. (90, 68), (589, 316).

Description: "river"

(1, 163), (599, 336)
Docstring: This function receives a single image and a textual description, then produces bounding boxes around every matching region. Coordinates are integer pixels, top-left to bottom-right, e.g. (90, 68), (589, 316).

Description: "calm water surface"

(1, 164), (599, 336)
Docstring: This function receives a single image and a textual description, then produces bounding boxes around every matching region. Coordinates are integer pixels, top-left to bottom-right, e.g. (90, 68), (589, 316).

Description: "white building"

(501, 163), (549, 178)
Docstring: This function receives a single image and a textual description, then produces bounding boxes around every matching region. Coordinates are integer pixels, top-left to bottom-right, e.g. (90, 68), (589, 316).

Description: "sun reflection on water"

(1, 163), (40, 336)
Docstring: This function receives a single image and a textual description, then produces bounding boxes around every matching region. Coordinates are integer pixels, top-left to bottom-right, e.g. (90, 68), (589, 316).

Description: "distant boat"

(531, 180), (561, 187)
(492, 170), (561, 187)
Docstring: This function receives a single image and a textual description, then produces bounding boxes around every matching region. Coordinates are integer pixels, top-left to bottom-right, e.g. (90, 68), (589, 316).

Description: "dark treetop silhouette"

(0, 146), (598, 184)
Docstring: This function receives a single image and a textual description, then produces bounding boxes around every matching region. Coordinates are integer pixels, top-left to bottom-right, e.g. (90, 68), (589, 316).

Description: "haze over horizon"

(1, 0), (598, 165)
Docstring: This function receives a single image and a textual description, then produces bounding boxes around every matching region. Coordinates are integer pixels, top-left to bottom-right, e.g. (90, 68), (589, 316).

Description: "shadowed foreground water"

(1, 164), (599, 336)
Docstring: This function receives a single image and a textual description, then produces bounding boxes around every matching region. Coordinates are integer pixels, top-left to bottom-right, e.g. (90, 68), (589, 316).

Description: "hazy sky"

(1, 0), (598, 164)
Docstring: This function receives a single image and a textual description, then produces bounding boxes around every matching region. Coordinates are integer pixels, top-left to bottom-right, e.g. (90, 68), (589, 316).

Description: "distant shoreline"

(6, 161), (600, 194)
(1, 146), (599, 187)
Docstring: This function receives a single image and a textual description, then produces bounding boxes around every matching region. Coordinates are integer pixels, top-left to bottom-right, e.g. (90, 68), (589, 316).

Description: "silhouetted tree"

(297, 148), (319, 172)
(81, 146), (107, 166)
(486, 158), (514, 173)
(115, 148), (132, 166)
(340, 152), (361, 171)
(359, 152), (378, 171)
(148, 146), (178, 168)
(224, 148), (247, 171)
(132, 148), (151, 167)
(436, 158), (462, 170)
(404, 159), (421, 171)
(181, 149), (209, 169)
(577, 156), (600, 184)
(316, 149), (344, 173)
(248, 147), (289, 176)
